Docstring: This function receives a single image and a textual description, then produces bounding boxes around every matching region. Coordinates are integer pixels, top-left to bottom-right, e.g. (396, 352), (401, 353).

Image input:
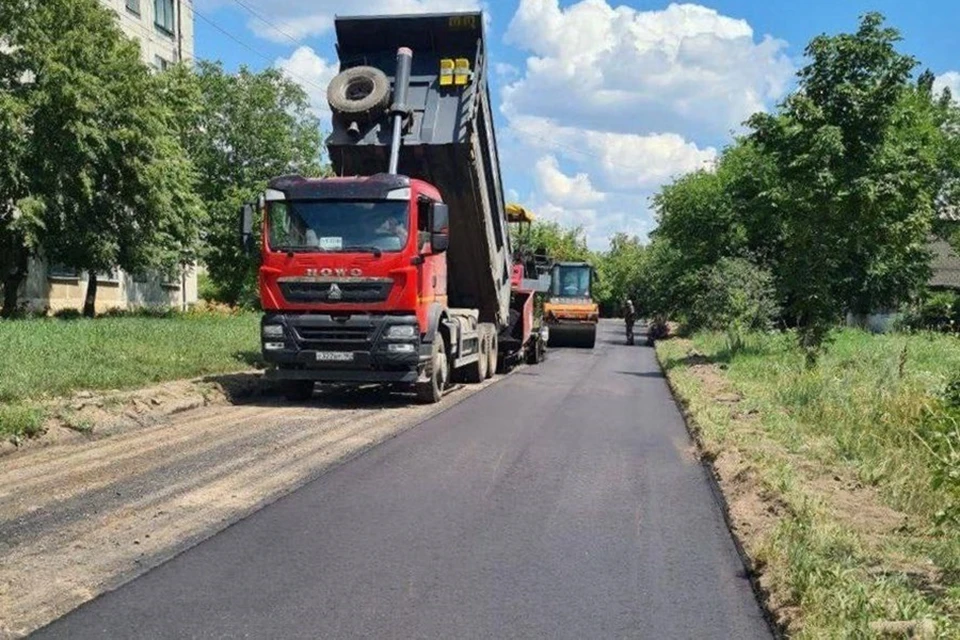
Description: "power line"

(227, 0), (303, 48)
(186, 4), (328, 96)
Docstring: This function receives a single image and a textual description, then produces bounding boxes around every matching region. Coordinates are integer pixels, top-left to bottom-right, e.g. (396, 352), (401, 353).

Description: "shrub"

(52, 308), (83, 320)
(197, 270), (219, 302)
(0, 404), (45, 441)
(687, 258), (780, 351)
(900, 290), (959, 333)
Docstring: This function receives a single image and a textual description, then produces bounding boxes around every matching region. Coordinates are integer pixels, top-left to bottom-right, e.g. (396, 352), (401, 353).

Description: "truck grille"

(294, 325), (373, 350)
(279, 280), (392, 304)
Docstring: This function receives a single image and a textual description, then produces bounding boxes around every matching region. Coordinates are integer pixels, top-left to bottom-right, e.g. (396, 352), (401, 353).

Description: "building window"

(154, 0), (175, 35)
(125, 0), (140, 15)
(48, 264), (80, 280)
(154, 55), (169, 71)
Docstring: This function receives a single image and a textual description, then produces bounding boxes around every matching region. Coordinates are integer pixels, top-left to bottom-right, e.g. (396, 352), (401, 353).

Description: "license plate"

(315, 351), (354, 362)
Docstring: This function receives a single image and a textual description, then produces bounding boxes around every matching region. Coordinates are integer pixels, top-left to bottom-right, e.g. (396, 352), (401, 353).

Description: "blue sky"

(192, 0), (960, 249)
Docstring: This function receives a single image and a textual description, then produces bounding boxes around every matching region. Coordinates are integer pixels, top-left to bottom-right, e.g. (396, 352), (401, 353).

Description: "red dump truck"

(241, 11), (547, 403)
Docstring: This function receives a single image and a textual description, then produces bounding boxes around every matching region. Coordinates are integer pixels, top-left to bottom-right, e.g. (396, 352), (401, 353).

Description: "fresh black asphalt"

(33, 321), (772, 639)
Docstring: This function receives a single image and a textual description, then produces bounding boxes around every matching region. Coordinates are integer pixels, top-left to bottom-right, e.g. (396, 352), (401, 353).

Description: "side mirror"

(430, 202), (449, 254)
(240, 203), (255, 255)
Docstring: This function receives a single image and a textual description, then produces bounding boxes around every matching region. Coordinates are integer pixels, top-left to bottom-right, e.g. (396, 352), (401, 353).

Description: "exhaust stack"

(387, 47), (413, 175)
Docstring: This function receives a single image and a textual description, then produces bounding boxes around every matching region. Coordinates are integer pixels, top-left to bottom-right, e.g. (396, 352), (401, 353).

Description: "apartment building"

(22, 0), (198, 313)
(107, 0), (195, 69)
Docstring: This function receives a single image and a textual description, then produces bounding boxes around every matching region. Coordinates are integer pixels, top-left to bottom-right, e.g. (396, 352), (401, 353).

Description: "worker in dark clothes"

(623, 299), (636, 345)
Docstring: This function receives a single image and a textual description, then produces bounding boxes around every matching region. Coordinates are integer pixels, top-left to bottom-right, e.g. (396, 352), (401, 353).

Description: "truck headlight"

(387, 343), (416, 353)
(385, 325), (417, 340)
(263, 342), (285, 351)
(262, 324), (284, 339)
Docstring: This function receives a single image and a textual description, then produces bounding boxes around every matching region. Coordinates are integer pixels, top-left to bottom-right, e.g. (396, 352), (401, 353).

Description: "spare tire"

(327, 66), (391, 122)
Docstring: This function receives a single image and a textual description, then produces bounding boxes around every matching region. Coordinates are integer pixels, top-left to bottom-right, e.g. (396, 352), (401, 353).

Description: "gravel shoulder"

(0, 375), (501, 639)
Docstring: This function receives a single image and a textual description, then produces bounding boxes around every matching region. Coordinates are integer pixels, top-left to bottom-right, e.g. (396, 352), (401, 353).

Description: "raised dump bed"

(326, 12), (511, 326)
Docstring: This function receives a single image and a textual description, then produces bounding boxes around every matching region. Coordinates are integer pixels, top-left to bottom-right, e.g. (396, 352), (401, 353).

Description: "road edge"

(652, 342), (785, 640)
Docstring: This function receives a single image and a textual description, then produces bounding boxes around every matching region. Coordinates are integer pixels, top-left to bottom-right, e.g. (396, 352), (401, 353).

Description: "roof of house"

(930, 238), (960, 289)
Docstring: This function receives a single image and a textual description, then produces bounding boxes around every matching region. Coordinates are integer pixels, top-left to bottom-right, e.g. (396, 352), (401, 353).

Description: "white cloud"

(935, 71), (960, 100)
(495, 62), (520, 78)
(200, 0), (482, 43)
(533, 155), (606, 207)
(527, 195), (654, 250)
(519, 151), (675, 248)
(503, 0), (794, 138)
(510, 114), (716, 192)
(498, 1), (775, 249)
(275, 46), (339, 121)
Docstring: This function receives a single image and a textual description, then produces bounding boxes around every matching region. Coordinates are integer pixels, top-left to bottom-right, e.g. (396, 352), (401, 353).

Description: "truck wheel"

(283, 380), (314, 402)
(486, 331), (498, 378)
(416, 336), (449, 404)
(327, 66), (390, 122)
(526, 337), (541, 365)
(464, 331), (488, 383)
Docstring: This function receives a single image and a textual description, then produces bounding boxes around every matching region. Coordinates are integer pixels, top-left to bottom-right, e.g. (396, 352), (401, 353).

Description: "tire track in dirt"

(0, 406), (287, 515)
(0, 407), (367, 548)
(0, 379), (501, 639)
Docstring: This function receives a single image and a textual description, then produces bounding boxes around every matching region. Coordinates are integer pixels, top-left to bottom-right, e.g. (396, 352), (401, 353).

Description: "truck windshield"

(552, 265), (592, 298)
(267, 201), (410, 253)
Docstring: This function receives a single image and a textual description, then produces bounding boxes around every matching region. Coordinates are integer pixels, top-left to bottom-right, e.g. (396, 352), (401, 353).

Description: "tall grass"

(659, 330), (960, 637)
(0, 313), (260, 439)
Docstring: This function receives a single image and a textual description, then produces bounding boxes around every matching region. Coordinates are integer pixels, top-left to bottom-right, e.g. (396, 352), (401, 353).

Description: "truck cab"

(254, 174), (449, 394)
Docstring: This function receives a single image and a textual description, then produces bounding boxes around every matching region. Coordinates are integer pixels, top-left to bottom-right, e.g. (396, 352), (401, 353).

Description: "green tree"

(597, 233), (645, 314)
(633, 237), (693, 324)
(1, 1), (36, 317)
(160, 62), (323, 306)
(748, 12), (939, 359)
(645, 140), (781, 328)
(1, 0), (204, 317)
(0, 89), (33, 317)
(511, 219), (591, 264)
(651, 140), (782, 289)
(653, 168), (741, 272)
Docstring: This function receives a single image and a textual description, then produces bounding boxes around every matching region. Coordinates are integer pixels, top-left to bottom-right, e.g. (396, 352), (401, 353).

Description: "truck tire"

(485, 330), (498, 378)
(464, 331), (488, 383)
(505, 308), (522, 340)
(327, 66), (391, 122)
(416, 336), (449, 404)
(283, 380), (314, 402)
(526, 336), (541, 365)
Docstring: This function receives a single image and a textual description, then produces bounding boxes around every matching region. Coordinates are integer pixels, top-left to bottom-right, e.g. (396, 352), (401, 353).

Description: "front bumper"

(260, 313), (430, 384)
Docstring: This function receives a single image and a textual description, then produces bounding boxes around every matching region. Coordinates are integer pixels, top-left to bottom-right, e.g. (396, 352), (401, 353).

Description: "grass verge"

(0, 312), (260, 441)
(657, 329), (960, 638)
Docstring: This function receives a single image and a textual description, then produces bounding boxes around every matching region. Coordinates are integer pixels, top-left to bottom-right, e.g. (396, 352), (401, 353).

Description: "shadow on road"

(602, 339), (652, 347)
(615, 370), (665, 379)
